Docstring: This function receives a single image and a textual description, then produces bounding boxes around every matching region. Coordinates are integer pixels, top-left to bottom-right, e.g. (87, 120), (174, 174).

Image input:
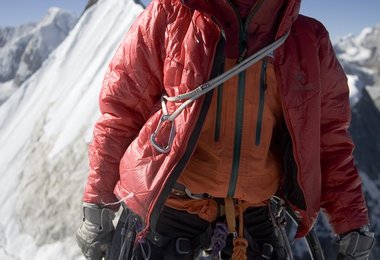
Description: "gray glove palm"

(337, 225), (375, 260)
(76, 203), (115, 260)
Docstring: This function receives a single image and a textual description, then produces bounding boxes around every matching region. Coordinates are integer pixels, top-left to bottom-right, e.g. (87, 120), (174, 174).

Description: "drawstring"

(225, 198), (249, 260)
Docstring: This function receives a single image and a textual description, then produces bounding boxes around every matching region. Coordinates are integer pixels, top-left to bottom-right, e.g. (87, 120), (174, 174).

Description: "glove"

(337, 225), (375, 260)
(76, 203), (116, 260)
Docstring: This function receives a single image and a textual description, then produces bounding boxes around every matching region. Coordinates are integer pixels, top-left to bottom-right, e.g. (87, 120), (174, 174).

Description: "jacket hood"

(181, 0), (301, 28)
(181, 0), (301, 58)
(231, 0), (260, 18)
(275, 0), (301, 37)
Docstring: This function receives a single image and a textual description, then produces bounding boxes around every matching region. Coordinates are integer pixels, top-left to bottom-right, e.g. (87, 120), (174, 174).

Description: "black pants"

(109, 205), (287, 260)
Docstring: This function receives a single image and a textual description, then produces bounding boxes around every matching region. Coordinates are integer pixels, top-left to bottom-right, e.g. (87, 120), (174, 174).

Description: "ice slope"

(0, 0), (143, 259)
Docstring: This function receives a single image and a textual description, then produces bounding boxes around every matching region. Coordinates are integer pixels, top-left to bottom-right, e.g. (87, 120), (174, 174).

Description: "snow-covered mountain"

(0, 0), (143, 259)
(334, 24), (380, 180)
(335, 24), (380, 105)
(0, 8), (77, 104)
(0, 0), (378, 259)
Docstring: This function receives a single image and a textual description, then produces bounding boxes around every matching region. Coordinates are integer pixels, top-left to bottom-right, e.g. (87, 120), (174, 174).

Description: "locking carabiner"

(150, 114), (176, 153)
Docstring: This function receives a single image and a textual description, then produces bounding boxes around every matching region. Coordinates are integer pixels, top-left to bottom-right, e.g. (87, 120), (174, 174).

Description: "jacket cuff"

(333, 216), (370, 235)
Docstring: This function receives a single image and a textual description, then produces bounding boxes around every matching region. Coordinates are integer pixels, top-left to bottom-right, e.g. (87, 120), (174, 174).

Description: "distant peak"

(35, 7), (77, 32)
(47, 7), (63, 14)
(43, 7), (76, 19)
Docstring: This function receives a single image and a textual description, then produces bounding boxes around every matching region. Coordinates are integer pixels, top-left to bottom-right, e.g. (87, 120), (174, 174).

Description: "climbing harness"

(110, 196), (325, 260)
(169, 184), (325, 260)
(150, 31), (290, 153)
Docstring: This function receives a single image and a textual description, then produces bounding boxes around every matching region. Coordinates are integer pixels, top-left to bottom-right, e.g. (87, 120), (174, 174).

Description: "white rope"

(162, 30), (291, 122)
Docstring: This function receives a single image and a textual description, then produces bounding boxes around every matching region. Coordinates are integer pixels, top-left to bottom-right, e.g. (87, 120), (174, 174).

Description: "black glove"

(337, 225), (375, 260)
(76, 203), (115, 260)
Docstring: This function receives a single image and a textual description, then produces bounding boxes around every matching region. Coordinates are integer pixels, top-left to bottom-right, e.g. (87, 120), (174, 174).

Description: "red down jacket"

(83, 0), (369, 237)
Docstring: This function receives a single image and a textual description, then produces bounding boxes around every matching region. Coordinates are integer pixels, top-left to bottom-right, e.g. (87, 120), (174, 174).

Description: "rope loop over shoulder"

(150, 31), (291, 153)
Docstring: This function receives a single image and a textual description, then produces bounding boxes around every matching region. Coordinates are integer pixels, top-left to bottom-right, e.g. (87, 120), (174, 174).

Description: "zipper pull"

(237, 37), (247, 63)
(237, 23), (247, 63)
(237, 48), (247, 63)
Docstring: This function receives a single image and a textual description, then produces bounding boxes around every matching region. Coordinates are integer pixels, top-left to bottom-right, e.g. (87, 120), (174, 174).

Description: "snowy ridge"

(0, 8), (77, 104)
(335, 27), (373, 63)
(335, 24), (380, 105)
(0, 0), (143, 259)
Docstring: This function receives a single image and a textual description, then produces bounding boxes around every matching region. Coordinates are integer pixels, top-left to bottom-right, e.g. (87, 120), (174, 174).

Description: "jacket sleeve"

(318, 30), (369, 234)
(83, 1), (166, 207)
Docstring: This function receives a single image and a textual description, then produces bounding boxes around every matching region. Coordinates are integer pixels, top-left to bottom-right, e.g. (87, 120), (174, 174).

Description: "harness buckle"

(184, 187), (205, 200)
(176, 237), (192, 255)
(268, 196), (286, 228)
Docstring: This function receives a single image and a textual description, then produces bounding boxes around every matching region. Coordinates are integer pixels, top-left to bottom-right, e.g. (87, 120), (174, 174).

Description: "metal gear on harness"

(267, 196), (293, 260)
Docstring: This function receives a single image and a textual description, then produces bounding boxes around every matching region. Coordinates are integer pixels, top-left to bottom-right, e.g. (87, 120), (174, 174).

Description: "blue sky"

(0, 0), (379, 42)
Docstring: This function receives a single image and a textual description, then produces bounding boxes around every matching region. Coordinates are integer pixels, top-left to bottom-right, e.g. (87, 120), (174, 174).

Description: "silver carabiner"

(150, 114), (176, 153)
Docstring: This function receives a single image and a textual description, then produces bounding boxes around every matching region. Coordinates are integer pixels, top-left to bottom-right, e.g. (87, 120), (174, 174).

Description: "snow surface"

(347, 74), (361, 105)
(0, 0), (143, 259)
(337, 42), (372, 62)
(335, 27), (374, 63)
(0, 80), (17, 105)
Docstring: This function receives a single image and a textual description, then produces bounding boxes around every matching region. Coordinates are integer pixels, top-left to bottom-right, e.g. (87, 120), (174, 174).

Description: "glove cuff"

(338, 225), (375, 258)
(82, 203), (115, 232)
